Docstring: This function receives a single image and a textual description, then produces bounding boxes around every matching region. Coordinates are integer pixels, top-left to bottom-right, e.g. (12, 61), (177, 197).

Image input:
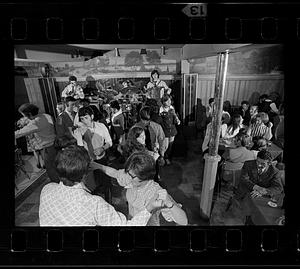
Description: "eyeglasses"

(127, 170), (138, 180)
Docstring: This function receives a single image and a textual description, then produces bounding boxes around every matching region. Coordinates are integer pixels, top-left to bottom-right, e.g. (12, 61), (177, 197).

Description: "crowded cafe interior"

(14, 44), (285, 226)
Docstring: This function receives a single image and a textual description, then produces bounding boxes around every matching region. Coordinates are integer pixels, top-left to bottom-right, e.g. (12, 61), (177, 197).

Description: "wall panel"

(196, 74), (284, 106)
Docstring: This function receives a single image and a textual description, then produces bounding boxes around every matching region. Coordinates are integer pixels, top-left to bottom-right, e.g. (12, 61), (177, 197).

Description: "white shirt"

(77, 122), (112, 160)
(146, 79), (171, 97)
(39, 182), (151, 226)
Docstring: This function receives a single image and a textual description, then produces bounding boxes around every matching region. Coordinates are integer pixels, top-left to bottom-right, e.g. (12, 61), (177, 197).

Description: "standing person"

(146, 70), (171, 104)
(55, 96), (77, 148)
(239, 101), (251, 126)
(76, 106), (113, 202)
(195, 98), (207, 139)
(110, 100), (125, 145)
(73, 98), (102, 127)
(134, 106), (166, 167)
(91, 151), (188, 226)
(16, 116), (45, 169)
(15, 103), (59, 182)
(56, 102), (65, 117)
(39, 145), (164, 226)
(159, 94), (180, 165)
(119, 126), (159, 161)
(61, 75), (85, 100)
(206, 97), (215, 124)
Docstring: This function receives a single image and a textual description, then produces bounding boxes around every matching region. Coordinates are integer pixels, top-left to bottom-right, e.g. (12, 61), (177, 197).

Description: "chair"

(222, 161), (243, 190)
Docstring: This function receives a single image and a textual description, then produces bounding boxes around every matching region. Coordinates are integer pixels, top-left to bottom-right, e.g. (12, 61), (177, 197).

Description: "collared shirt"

(146, 79), (171, 98)
(15, 114), (56, 148)
(134, 121), (165, 156)
(39, 181), (151, 226)
(78, 122), (112, 160)
(119, 179), (176, 225)
(61, 84), (85, 99)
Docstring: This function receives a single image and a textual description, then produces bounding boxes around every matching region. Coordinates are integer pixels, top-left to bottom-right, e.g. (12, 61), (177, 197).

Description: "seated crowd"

(199, 92), (285, 224)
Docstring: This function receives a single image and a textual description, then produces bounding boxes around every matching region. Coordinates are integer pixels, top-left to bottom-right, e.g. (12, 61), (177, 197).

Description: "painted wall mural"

(190, 45), (284, 75)
(50, 49), (180, 77)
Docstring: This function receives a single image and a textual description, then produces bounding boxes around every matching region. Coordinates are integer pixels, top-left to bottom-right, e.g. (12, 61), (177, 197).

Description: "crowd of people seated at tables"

(198, 92), (285, 224)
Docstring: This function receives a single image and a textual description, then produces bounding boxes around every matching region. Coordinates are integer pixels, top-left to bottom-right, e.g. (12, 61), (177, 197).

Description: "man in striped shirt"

(246, 112), (273, 141)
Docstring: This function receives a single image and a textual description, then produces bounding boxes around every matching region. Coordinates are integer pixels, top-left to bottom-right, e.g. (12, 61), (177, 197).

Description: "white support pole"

(200, 51), (229, 219)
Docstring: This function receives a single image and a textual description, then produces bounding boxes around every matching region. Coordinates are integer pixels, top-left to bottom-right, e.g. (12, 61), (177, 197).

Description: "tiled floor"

(15, 137), (238, 226)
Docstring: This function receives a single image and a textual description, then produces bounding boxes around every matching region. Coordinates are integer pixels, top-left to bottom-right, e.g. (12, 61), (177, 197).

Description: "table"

(243, 195), (284, 225)
(268, 142), (283, 161)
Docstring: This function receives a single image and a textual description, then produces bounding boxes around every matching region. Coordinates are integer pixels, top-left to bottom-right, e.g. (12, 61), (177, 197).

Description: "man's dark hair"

(65, 96), (76, 105)
(18, 103), (39, 117)
(209, 98), (214, 105)
(139, 106), (151, 121)
(78, 106), (94, 118)
(124, 151), (156, 181)
(150, 69), (159, 78)
(257, 150), (272, 162)
(69, 75), (77, 82)
(79, 98), (90, 106)
(55, 145), (90, 186)
(161, 94), (171, 104)
(241, 100), (249, 106)
(110, 100), (120, 110)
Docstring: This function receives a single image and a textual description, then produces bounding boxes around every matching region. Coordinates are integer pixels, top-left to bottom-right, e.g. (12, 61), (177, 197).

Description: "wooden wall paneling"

(24, 78), (46, 113)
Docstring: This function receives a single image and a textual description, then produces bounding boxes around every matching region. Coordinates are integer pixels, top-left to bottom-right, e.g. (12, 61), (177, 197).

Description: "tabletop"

(243, 194), (284, 225)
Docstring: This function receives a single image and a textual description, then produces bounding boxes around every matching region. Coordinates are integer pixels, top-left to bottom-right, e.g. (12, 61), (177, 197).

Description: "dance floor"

(15, 137), (244, 226)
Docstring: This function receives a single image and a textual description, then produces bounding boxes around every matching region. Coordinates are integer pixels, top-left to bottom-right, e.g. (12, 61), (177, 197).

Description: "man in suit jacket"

(55, 96), (77, 147)
(225, 150), (284, 223)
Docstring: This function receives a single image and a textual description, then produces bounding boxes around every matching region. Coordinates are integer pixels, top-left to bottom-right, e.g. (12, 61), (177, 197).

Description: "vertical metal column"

(200, 50), (229, 219)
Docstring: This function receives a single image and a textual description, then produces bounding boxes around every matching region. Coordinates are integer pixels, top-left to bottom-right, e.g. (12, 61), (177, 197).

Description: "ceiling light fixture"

(161, 46), (166, 56)
(140, 48), (147, 55)
(115, 48), (120, 57)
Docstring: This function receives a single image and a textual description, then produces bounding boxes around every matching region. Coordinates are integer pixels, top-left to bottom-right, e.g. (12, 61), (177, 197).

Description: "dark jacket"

(237, 160), (283, 198)
(55, 111), (75, 140)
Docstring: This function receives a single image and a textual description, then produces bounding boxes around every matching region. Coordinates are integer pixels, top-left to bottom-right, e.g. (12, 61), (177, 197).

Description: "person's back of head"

(235, 132), (251, 147)
(251, 136), (267, 151)
(208, 98), (214, 105)
(124, 151), (156, 181)
(79, 98), (90, 107)
(257, 112), (269, 124)
(69, 75), (77, 82)
(18, 103), (39, 118)
(78, 106), (94, 118)
(55, 145), (90, 186)
(257, 149), (272, 162)
(65, 96), (76, 105)
(110, 100), (120, 111)
(139, 106), (151, 121)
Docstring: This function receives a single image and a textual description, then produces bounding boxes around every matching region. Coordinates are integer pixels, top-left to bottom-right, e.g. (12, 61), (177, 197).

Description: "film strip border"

(0, 3), (300, 42)
(0, 228), (299, 264)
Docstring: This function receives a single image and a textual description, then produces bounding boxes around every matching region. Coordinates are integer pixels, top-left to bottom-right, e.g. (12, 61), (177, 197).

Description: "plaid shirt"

(39, 182), (151, 226)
